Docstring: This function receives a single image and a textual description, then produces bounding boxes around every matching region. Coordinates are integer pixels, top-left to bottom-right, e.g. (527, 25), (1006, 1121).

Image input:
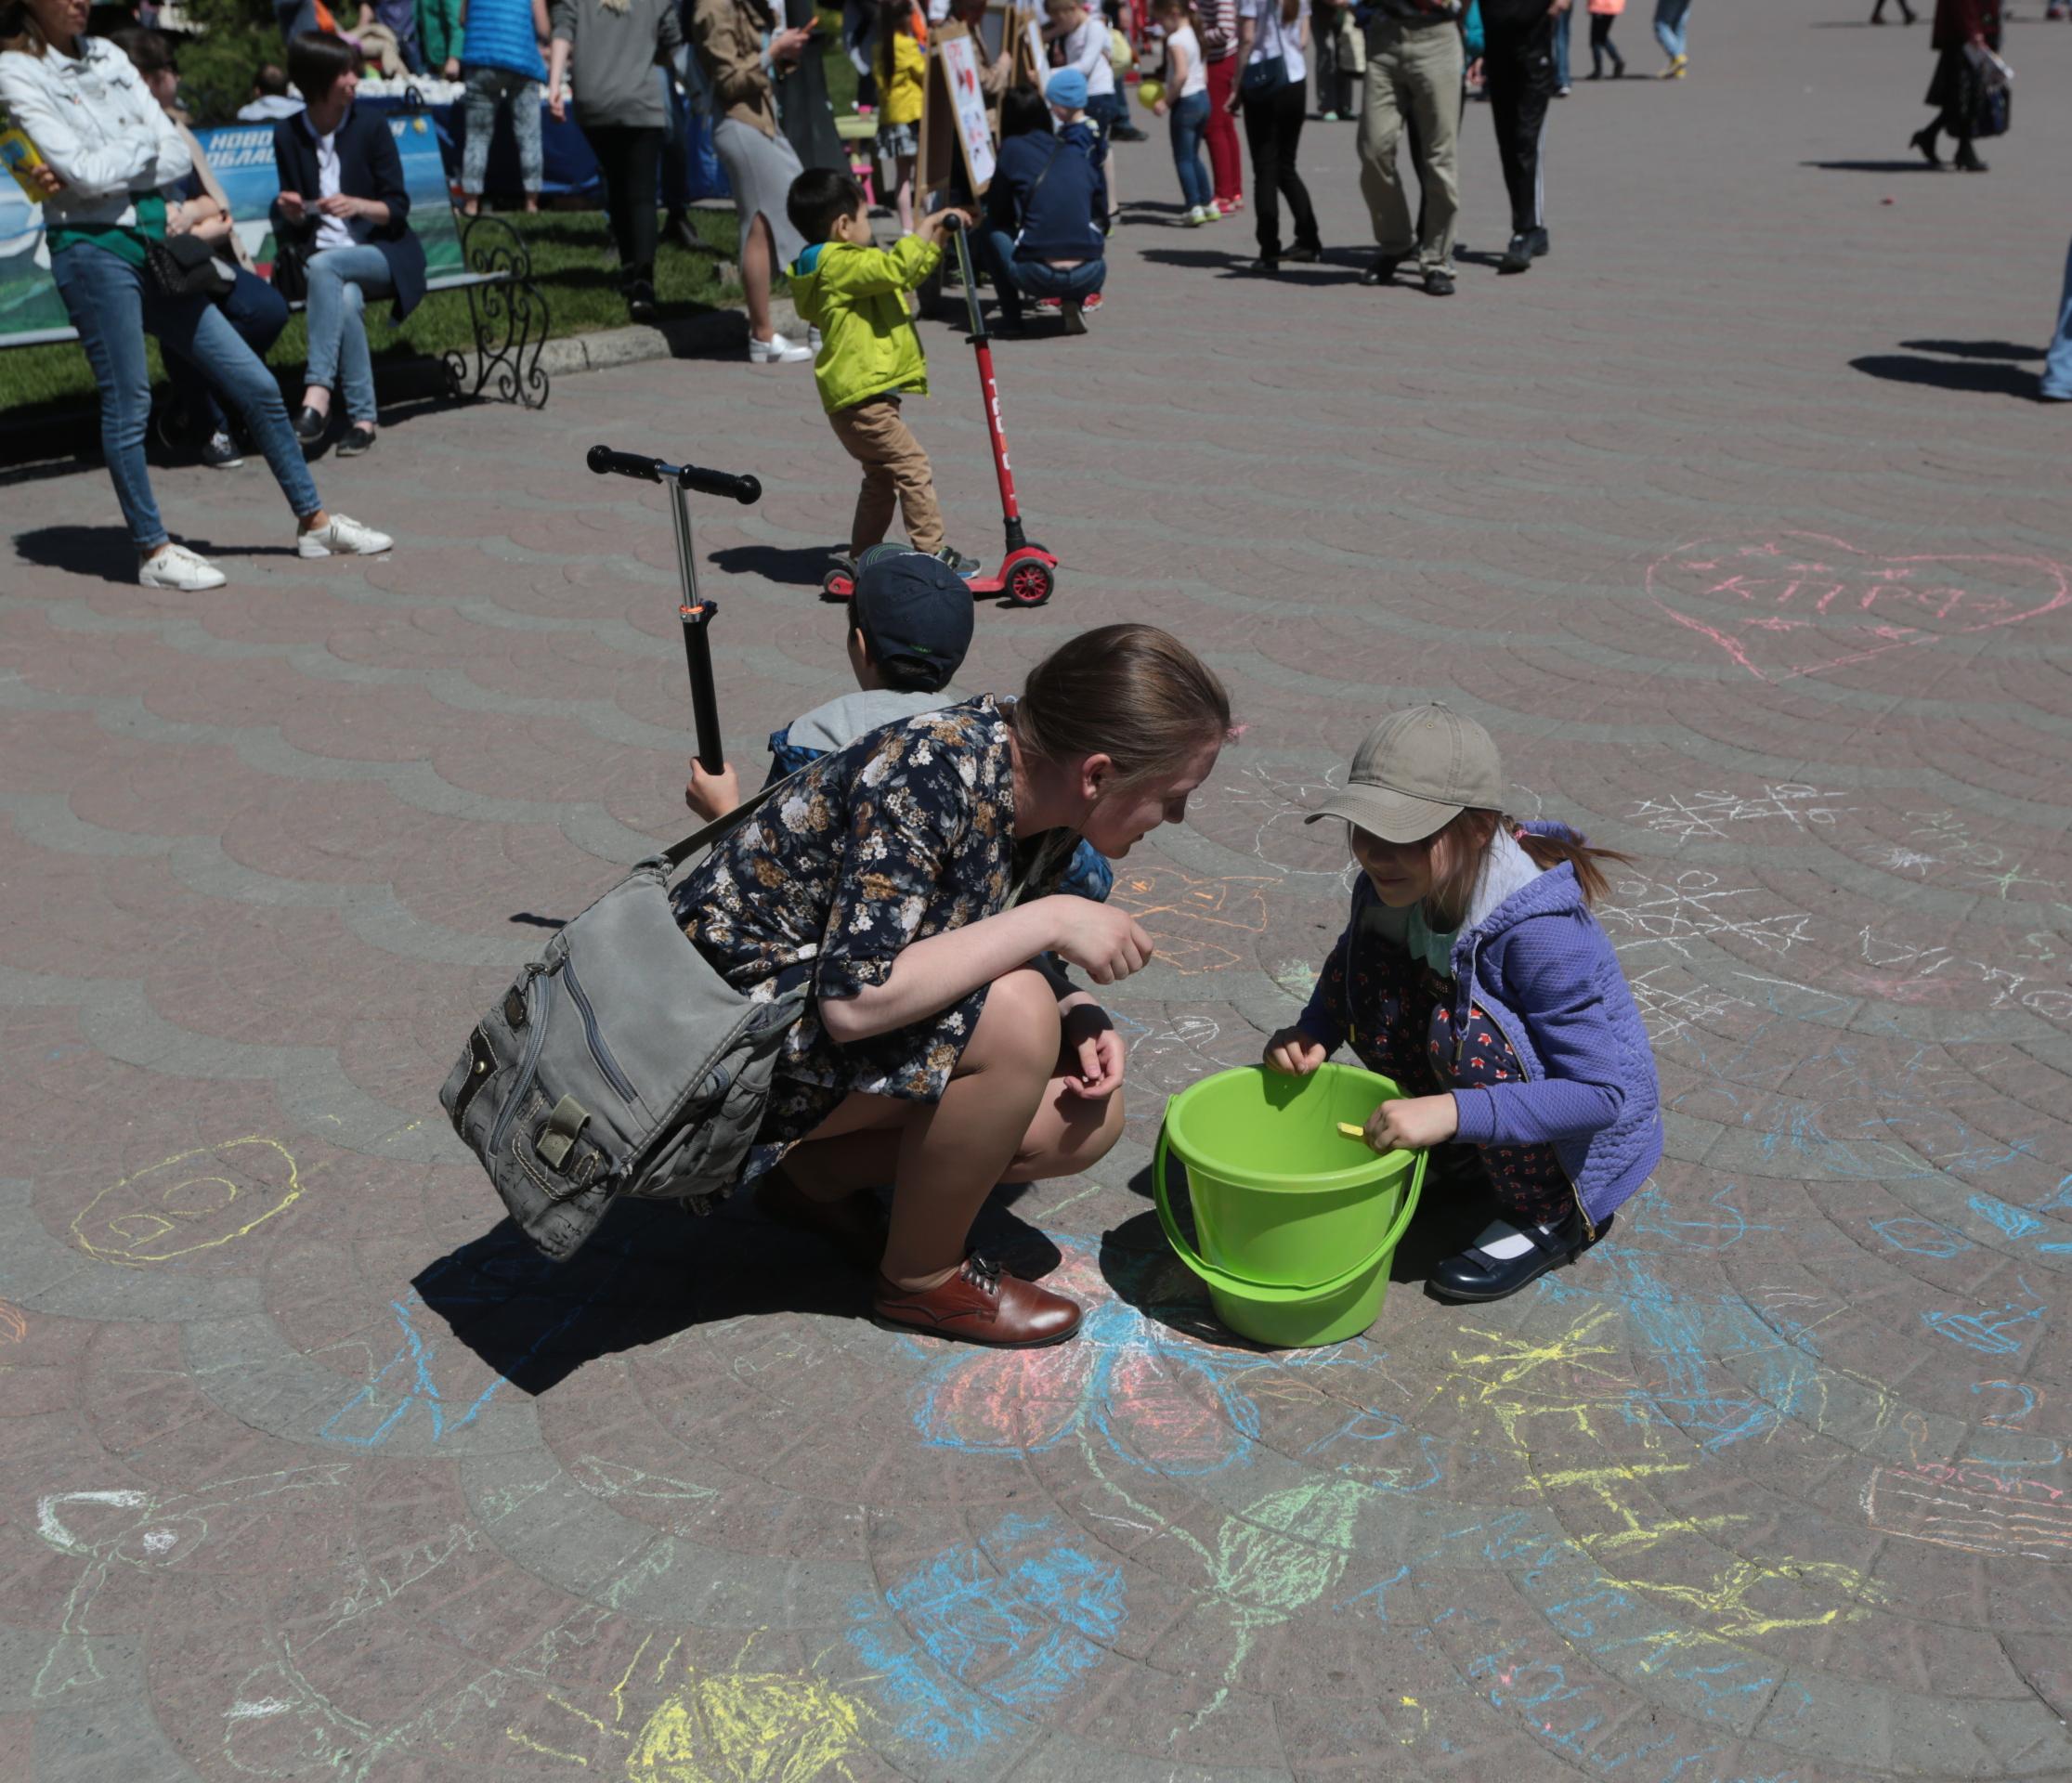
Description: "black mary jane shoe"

(293, 404), (329, 448)
(1427, 1212), (1611, 1304)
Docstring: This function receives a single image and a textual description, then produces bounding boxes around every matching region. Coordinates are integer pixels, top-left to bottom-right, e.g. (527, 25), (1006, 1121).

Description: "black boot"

(1909, 124), (1943, 166)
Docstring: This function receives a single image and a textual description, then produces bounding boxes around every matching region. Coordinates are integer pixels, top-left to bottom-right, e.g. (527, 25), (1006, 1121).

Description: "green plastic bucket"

(1153, 1063), (1427, 1347)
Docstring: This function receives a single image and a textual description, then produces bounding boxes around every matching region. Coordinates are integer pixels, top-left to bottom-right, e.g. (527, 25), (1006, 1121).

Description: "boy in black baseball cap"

(684, 544), (974, 818)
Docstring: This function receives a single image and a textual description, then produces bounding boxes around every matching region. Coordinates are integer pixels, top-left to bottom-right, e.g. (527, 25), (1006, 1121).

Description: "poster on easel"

(919, 20), (997, 195)
(1015, 7), (1049, 87)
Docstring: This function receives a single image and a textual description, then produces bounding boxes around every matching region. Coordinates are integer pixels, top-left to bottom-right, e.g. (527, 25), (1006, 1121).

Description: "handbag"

(1961, 42), (2011, 140)
(269, 230), (312, 303)
(439, 777), (812, 1262)
(144, 231), (236, 300)
(1239, 38), (1292, 97)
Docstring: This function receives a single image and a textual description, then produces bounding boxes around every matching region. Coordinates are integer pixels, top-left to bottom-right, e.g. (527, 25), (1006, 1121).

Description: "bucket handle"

(1152, 1126), (1427, 1301)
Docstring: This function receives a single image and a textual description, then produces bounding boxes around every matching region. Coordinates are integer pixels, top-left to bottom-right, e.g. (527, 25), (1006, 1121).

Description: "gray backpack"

(439, 784), (803, 1262)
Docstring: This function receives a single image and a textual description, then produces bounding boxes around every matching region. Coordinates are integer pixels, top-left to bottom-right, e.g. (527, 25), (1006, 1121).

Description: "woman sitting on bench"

(271, 29), (428, 457)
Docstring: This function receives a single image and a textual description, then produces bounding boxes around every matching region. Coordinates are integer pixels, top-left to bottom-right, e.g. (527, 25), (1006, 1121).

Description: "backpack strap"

(660, 766), (808, 871)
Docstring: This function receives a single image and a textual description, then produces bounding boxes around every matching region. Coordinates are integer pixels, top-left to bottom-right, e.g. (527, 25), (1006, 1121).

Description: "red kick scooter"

(822, 217), (1059, 608)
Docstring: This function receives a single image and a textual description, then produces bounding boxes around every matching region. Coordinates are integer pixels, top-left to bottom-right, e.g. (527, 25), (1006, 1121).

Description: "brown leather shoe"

(873, 1255), (1084, 1347)
(754, 1171), (889, 1273)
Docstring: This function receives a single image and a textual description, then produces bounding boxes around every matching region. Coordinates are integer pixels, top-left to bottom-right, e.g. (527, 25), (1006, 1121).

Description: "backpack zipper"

(561, 951), (637, 1104)
(489, 969), (554, 1163)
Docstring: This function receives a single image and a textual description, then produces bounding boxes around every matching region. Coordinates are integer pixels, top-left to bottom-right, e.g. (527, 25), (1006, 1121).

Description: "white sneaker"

(807, 325), (823, 350)
(296, 513), (394, 558)
(1186, 204), (1213, 227)
(749, 332), (814, 364)
(138, 541), (227, 591)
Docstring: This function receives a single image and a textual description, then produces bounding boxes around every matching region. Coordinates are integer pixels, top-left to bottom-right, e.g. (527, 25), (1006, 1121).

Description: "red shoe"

(874, 1255), (1084, 1347)
(1034, 296), (1063, 312)
(1081, 292), (1104, 315)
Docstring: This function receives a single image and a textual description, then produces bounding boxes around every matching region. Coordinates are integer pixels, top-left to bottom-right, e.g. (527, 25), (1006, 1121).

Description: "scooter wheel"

(1007, 560), (1054, 606)
(822, 566), (855, 602)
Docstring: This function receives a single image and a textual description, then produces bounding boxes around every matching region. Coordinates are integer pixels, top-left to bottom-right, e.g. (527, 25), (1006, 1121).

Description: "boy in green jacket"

(786, 169), (979, 577)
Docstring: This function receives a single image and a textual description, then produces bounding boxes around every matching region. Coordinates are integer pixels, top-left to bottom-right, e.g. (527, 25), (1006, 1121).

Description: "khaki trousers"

(1357, 17), (1462, 270)
(827, 395), (944, 557)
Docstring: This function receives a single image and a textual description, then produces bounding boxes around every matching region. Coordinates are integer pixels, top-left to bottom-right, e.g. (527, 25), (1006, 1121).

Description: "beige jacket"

(692, 0), (778, 135)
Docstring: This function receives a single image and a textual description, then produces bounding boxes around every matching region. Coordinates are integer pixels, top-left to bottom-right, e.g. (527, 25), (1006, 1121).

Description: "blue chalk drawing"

(319, 1292), (509, 1447)
(319, 1251), (604, 1447)
(1629, 1181), (1771, 1252)
(848, 1516), (1127, 1761)
(1969, 1193), (2043, 1241)
(1870, 1216), (1974, 1258)
(1922, 1281), (2048, 1357)
(1302, 1407), (1446, 1493)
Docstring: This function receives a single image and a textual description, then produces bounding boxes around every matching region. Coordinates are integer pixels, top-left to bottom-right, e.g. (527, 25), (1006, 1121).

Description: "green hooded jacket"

(789, 234), (944, 415)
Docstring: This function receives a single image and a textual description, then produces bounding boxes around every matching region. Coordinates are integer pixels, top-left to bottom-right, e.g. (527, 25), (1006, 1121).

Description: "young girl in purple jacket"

(1263, 703), (1662, 1302)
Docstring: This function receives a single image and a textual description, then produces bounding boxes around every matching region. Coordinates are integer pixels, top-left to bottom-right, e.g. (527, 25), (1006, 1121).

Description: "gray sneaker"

(935, 545), (983, 579)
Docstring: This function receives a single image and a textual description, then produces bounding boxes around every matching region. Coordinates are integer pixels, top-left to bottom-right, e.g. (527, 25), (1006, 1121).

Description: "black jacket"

(271, 101), (429, 319)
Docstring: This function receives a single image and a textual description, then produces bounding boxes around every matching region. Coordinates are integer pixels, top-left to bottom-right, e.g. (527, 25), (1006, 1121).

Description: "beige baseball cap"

(1303, 704), (1504, 843)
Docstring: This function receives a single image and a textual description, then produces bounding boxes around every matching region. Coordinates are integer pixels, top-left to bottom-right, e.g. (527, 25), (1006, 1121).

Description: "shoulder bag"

(439, 776), (809, 1262)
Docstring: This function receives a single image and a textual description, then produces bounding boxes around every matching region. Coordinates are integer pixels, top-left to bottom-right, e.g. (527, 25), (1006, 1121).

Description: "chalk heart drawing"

(70, 1136), (303, 1266)
(1646, 532), (2072, 683)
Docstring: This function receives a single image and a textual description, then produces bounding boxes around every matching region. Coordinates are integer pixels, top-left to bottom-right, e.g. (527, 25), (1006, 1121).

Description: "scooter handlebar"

(586, 444), (762, 504)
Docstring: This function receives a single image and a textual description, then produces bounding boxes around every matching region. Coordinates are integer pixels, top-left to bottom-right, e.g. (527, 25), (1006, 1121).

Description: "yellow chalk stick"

(1336, 1122), (1365, 1139)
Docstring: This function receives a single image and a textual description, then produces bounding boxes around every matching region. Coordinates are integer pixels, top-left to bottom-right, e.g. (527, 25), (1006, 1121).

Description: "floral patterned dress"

(1315, 939), (1575, 1228)
(672, 696), (1067, 1182)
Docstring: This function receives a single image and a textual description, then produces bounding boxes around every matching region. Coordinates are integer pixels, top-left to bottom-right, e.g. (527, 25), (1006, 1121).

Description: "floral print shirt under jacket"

(672, 696), (1067, 1182)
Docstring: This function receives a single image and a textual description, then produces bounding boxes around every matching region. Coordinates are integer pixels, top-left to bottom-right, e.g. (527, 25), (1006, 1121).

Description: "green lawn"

(0, 25), (866, 422)
(0, 207), (747, 420)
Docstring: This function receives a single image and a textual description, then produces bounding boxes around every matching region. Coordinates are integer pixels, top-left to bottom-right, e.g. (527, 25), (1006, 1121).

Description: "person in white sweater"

(0, 0), (392, 588)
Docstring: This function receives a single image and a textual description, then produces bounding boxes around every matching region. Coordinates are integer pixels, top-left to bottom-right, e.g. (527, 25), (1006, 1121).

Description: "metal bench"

(0, 211), (550, 409)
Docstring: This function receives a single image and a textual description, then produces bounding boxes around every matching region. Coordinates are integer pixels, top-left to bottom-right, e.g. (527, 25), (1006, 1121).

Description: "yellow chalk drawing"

(1602, 1556), (1887, 1646)
(502, 1630), (871, 1783)
(72, 1137), (303, 1265)
(626, 1667), (865, 1782)
(0, 1298), (24, 1343)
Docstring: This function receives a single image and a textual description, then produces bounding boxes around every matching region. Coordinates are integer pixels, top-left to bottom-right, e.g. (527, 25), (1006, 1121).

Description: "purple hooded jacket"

(1297, 821), (1663, 1230)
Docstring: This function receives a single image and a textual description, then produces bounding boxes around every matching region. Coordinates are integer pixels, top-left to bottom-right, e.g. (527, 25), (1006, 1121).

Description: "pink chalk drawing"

(908, 1242), (1385, 1475)
(1646, 532), (2072, 683)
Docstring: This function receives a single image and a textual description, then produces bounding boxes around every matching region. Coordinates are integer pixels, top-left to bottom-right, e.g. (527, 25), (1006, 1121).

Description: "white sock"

(1471, 1218), (1557, 1261)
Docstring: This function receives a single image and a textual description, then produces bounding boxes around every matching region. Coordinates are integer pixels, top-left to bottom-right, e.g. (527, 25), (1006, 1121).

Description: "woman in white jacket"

(0, 0), (392, 588)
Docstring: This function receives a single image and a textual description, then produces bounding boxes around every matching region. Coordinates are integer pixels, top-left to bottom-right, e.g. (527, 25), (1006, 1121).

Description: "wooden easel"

(918, 18), (997, 197)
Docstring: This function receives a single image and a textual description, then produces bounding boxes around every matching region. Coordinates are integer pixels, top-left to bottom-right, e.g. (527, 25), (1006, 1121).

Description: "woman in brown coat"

(1911, 0), (2000, 173)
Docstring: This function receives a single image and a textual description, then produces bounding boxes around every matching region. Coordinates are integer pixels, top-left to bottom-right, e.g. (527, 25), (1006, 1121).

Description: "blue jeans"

(1088, 91), (1126, 164)
(50, 241), (319, 552)
(1654, 0), (1690, 59)
(304, 244), (397, 426)
(165, 265), (290, 438)
(2045, 235), (2072, 401)
(1551, 4), (1571, 86)
(978, 227), (1105, 325)
(1168, 89), (1212, 210)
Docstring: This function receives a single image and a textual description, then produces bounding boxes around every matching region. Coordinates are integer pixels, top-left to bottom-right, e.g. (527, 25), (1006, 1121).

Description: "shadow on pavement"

(1800, 158), (1944, 172)
(1851, 352), (2041, 397)
(709, 541), (840, 586)
(10, 523), (137, 579)
(415, 1179), (1062, 1393)
(1900, 336), (2041, 360)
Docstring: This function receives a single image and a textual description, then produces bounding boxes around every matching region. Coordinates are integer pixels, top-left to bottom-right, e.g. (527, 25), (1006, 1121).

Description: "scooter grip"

(676, 463), (762, 505)
(587, 444), (663, 483)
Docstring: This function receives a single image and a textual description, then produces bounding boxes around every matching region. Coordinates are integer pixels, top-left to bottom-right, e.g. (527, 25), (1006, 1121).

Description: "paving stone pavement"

(5, 5), (2072, 1778)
